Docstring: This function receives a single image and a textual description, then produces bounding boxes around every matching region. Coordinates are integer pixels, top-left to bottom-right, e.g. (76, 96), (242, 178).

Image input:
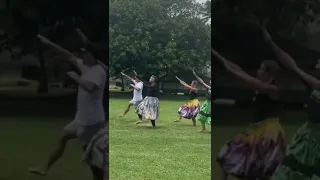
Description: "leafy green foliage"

(109, 0), (211, 79)
(213, 0), (320, 40)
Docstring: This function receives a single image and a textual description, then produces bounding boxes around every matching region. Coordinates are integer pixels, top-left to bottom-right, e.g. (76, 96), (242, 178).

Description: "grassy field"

(109, 98), (211, 180)
(0, 118), (91, 180)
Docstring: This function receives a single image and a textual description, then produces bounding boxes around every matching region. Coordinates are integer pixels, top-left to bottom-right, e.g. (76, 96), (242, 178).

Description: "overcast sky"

(196, 0), (208, 3)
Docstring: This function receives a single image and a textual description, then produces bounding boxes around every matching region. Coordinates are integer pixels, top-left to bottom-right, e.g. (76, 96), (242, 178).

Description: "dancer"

(175, 76), (200, 126)
(119, 71), (143, 119)
(83, 126), (108, 180)
(135, 75), (159, 127)
(212, 48), (286, 180)
(29, 35), (107, 180)
(192, 70), (211, 132)
(261, 28), (320, 180)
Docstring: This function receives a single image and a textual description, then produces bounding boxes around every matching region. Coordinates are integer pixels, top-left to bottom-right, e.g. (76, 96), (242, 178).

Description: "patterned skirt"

(178, 99), (200, 119)
(272, 122), (320, 180)
(83, 127), (108, 171)
(217, 118), (286, 178)
(136, 96), (160, 120)
(196, 100), (211, 125)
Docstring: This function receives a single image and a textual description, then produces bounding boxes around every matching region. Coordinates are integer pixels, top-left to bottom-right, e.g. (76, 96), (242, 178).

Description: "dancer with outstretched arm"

(135, 75), (160, 127)
(175, 77), (200, 126)
(192, 70), (211, 132)
(262, 28), (320, 180)
(212, 48), (286, 180)
(28, 35), (107, 180)
(119, 71), (143, 119)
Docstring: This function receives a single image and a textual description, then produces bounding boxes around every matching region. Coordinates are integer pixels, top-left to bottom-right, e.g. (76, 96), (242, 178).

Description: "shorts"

(129, 99), (142, 107)
(63, 120), (106, 145)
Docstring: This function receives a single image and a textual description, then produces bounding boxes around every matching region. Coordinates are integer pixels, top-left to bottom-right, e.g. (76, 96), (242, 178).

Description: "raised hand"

(175, 76), (181, 82)
(67, 71), (80, 80)
(132, 70), (137, 76)
(37, 34), (50, 44)
(261, 27), (272, 43)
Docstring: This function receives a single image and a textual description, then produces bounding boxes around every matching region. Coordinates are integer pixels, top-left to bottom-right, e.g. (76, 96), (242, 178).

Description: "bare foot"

(28, 167), (47, 176)
(119, 115), (124, 118)
(135, 120), (143, 124)
(199, 129), (206, 133)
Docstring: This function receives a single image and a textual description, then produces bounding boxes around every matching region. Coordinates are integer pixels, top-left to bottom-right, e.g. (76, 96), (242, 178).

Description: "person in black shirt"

(262, 28), (320, 180)
(135, 75), (160, 127)
(212, 48), (286, 180)
(175, 77), (201, 126)
(193, 70), (211, 132)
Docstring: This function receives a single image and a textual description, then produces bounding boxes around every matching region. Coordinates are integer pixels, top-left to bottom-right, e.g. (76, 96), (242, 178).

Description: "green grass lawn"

(109, 98), (211, 180)
(0, 118), (91, 180)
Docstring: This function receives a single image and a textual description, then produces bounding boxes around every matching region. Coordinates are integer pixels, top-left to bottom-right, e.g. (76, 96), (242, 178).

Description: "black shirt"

(144, 83), (158, 97)
(189, 91), (198, 100)
(252, 93), (281, 123)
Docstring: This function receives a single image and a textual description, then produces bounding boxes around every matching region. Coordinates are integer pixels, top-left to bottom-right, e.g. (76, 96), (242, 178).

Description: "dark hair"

(262, 60), (279, 75)
(134, 75), (140, 80)
(192, 80), (198, 85)
(151, 75), (157, 82)
(83, 44), (100, 60)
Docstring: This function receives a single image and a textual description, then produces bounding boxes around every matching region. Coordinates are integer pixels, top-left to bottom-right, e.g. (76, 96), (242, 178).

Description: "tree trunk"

(120, 75), (124, 91)
(37, 39), (48, 93)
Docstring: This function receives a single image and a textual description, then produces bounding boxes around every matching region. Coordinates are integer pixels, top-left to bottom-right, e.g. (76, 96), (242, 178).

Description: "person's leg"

(192, 118), (196, 126)
(135, 101), (143, 124)
(150, 120), (156, 127)
(175, 106), (183, 122)
(220, 169), (229, 180)
(174, 116), (182, 122)
(119, 102), (133, 117)
(90, 165), (105, 180)
(82, 145), (105, 180)
(29, 131), (76, 175)
(199, 122), (206, 132)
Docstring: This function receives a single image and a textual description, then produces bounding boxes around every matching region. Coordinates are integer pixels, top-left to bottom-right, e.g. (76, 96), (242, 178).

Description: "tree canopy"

(213, 0), (320, 42)
(109, 0), (211, 80)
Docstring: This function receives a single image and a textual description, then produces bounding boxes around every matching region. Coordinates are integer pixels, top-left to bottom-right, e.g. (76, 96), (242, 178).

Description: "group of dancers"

(214, 27), (320, 180)
(26, 29), (107, 180)
(119, 69), (211, 132)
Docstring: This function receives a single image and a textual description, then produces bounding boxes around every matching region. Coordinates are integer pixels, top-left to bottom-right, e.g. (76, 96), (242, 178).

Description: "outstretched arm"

(75, 28), (90, 45)
(212, 48), (277, 94)
(120, 72), (136, 83)
(175, 76), (197, 91)
(192, 70), (211, 89)
(262, 28), (320, 89)
(37, 34), (85, 71)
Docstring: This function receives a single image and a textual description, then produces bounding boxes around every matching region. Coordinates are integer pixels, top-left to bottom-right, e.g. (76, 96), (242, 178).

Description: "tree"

(213, 0), (320, 41)
(200, 0), (211, 23)
(0, 0), (108, 93)
(109, 0), (211, 82)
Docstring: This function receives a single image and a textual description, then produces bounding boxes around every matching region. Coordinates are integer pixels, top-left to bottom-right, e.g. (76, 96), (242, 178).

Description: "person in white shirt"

(29, 35), (107, 180)
(119, 71), (144, 119)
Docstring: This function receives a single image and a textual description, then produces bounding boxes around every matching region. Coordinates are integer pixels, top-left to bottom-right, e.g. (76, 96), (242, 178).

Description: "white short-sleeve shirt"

(75, 63), (107, 125)
(132, 80), (143, 102)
